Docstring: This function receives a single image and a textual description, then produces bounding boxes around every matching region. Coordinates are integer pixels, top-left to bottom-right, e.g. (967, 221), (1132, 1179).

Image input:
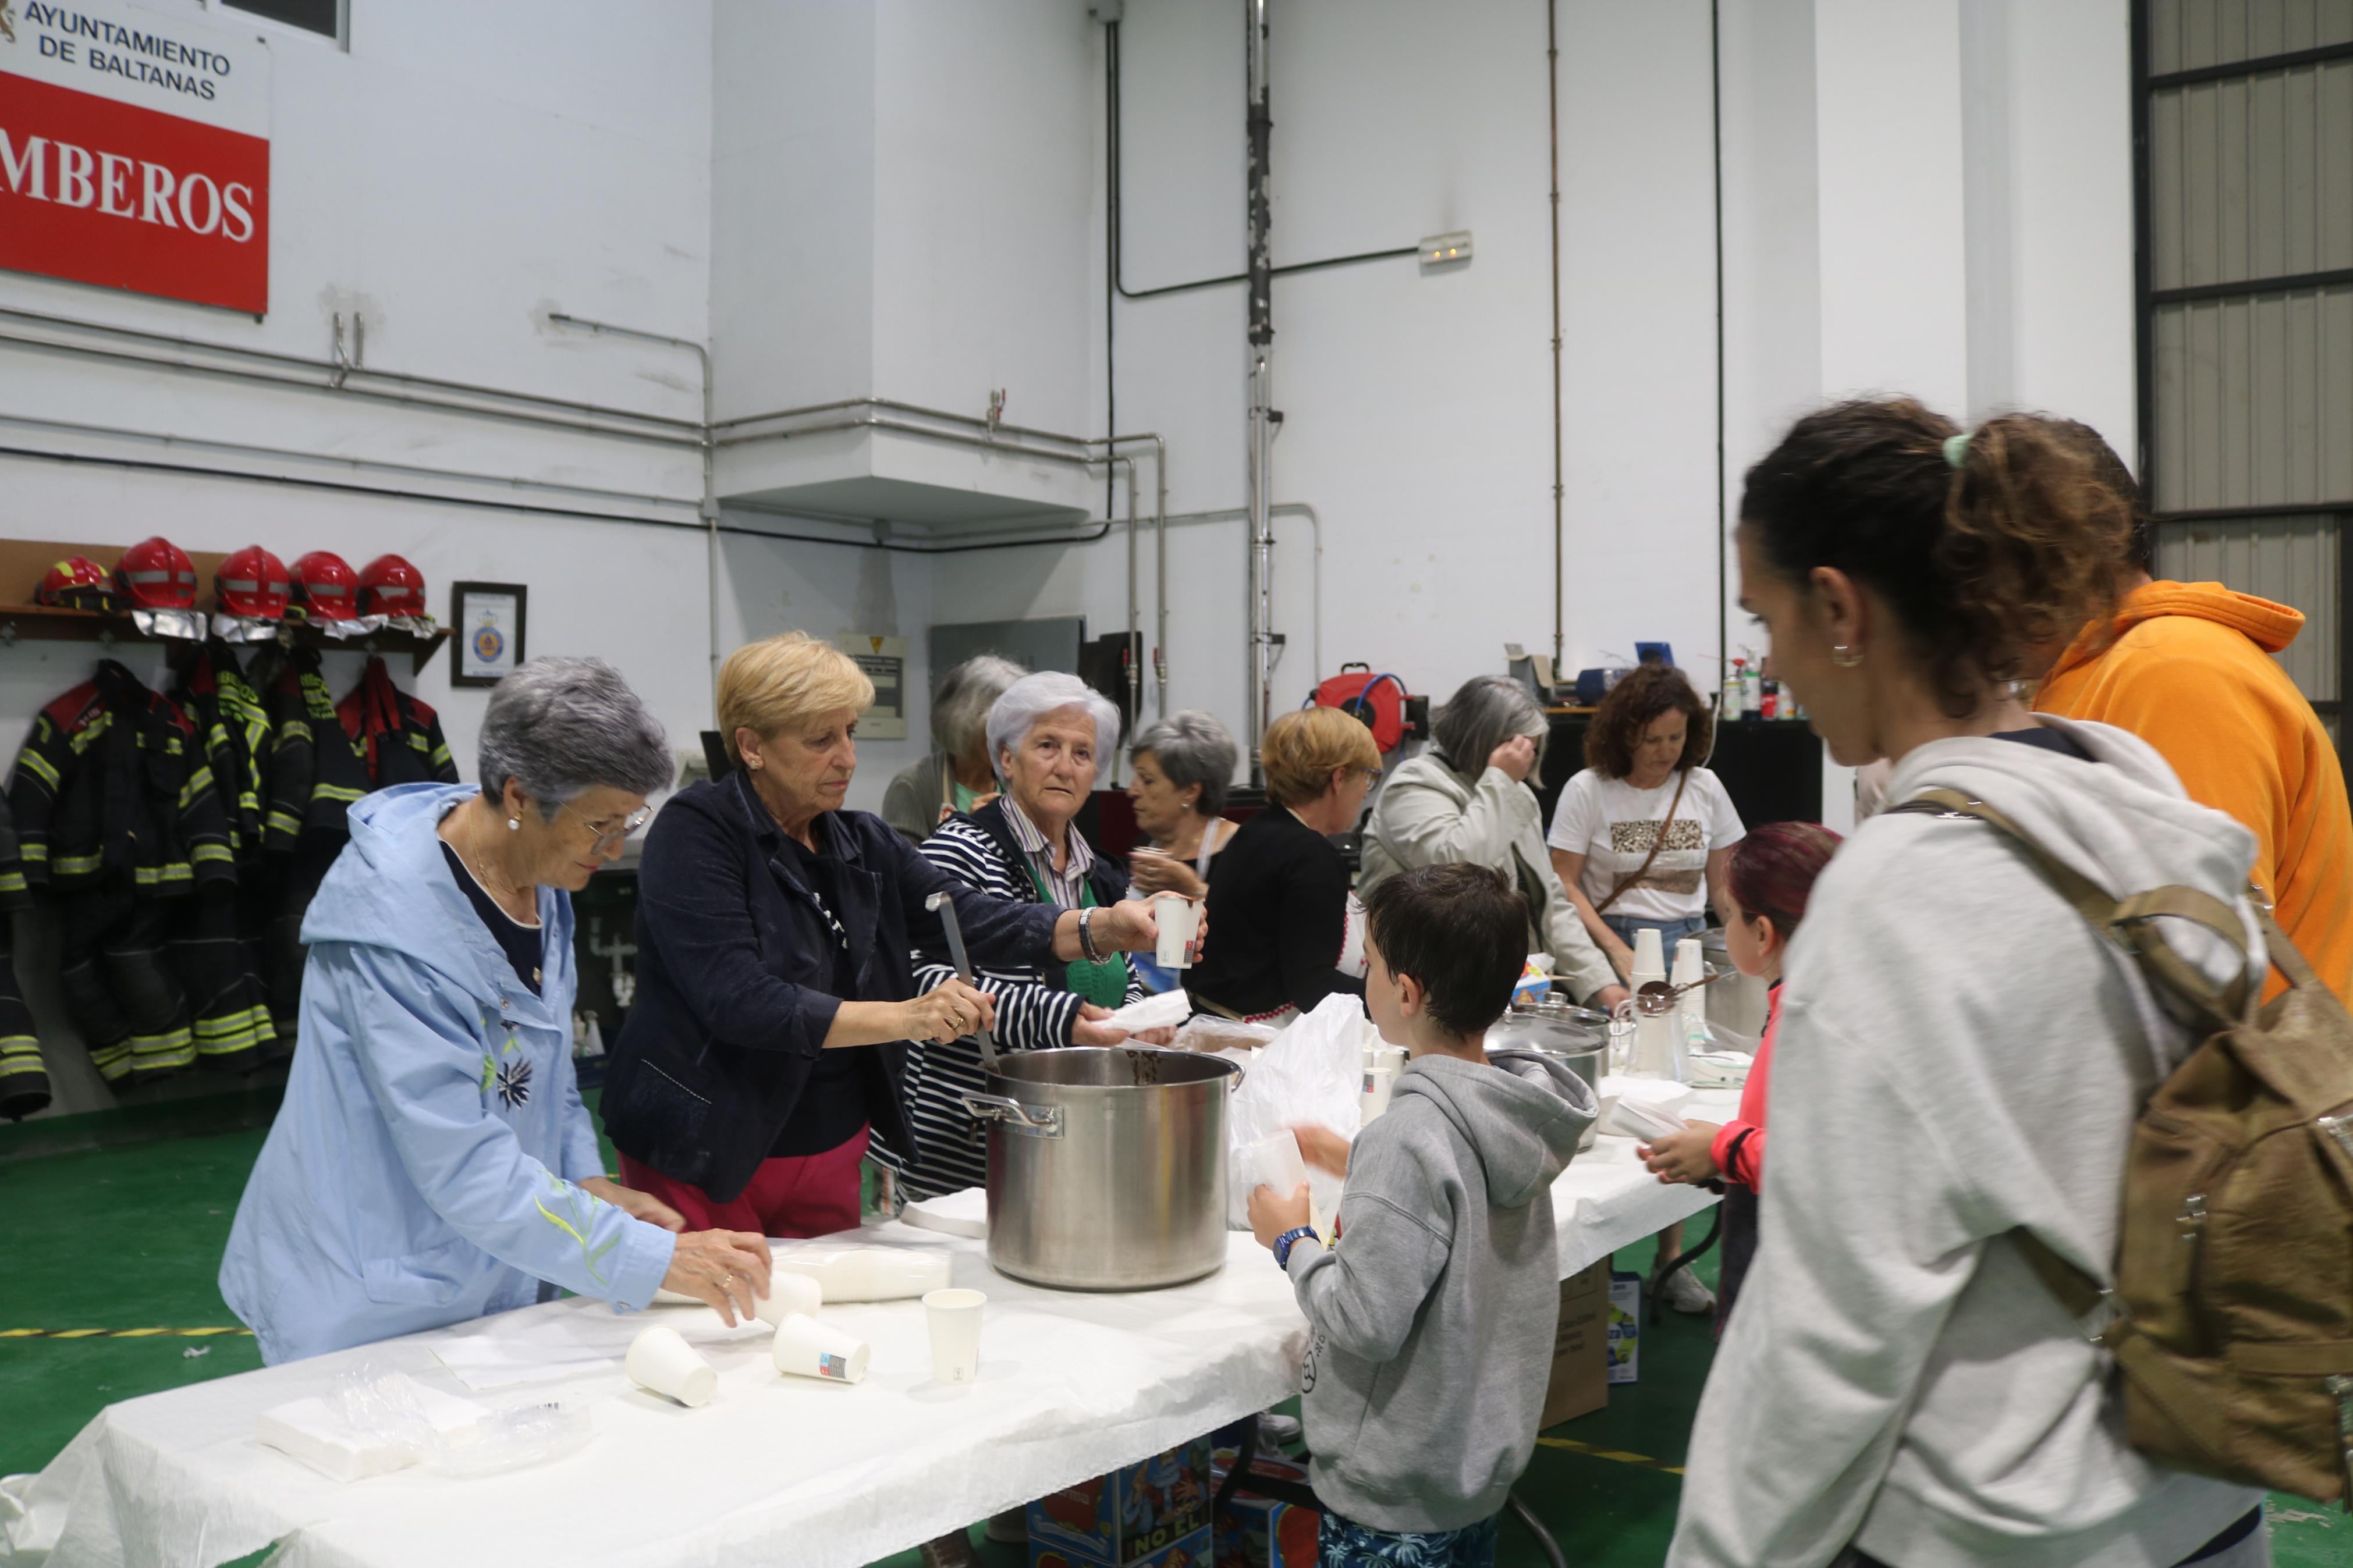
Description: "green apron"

(1023, 862), (1129, 1008)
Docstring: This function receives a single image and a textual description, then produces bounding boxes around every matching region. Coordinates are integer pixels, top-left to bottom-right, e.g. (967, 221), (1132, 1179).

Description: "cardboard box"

(1209, 1450), (1321, 1568)
(1541, 1259), (1612, 1425)
(1607, 1270), (1643, 1385)
(1030, 1436), (1213, 1567)
(1034, 1527), (1210, 1568)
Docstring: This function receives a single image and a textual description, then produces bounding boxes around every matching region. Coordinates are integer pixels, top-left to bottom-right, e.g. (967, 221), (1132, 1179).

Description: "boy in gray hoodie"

(1248, 862), (1597, 1567)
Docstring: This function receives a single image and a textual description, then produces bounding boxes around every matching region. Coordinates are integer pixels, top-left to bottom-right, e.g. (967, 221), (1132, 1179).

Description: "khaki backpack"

(1898, 788), (2353, 1508)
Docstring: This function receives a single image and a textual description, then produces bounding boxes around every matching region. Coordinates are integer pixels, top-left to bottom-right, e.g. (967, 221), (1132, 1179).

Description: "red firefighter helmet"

(358, 553), (426, 617)
(35, 555), (115, 610)
(289, 550), (360, 621)
(215, 545), (291, 621)
(115, 536), (198, 610)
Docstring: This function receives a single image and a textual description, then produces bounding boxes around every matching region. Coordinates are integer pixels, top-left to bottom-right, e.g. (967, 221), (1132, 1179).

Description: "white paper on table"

(257, 1388), (487, 1482)
(901, 1185), (989, 1239)
(1099, 989), (1193, 1034)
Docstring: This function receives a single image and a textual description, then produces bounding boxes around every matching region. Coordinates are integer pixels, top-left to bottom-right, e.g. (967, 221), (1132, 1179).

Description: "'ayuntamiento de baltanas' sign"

(0, 0), (271, 313)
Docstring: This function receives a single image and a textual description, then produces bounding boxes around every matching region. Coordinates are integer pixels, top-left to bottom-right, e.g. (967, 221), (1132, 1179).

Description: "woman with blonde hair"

(601, 634), (1169, 1239)
(1186, 706), (1382, 1025)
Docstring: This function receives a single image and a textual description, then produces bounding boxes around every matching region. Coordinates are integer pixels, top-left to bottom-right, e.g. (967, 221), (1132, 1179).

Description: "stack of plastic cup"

(1630, 928), (1681, 1080)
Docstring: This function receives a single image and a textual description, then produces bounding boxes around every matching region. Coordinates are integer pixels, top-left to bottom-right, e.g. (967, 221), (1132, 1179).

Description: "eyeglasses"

(562, 802), (653, 852)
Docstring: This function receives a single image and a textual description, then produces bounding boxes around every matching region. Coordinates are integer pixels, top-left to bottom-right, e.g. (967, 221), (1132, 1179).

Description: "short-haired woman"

(1671, 402), (2267, 1568)
(221, 659), (776, 1363)
(1186, 706), (1380, 1025)
(1546, 663), (1745, 982)
(892, 671), (1174, 1199)
(1126, 708), (1240, 902)
(601, 635), (1167, 1240)
(881, 653), (1026, 843)
(1360, 675), (1625, 1010)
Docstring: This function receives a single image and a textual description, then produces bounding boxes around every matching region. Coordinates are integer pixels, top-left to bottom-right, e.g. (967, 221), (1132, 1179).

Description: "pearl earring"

(1830, 644), (1864, 669)
(508, 816), (521, 831)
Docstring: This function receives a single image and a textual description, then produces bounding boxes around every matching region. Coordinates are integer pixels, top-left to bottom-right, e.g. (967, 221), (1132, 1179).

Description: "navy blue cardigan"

(601, 770), (1060, 1203)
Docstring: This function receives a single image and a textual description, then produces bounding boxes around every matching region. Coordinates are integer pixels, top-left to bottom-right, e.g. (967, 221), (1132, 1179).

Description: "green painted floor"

(1, 1111), (2340, 1568)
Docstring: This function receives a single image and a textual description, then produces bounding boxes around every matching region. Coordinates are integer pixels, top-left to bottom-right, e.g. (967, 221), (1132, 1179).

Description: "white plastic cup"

(750, 1271), (824, 1329)
(1248, 1129), (1310, 1197)
(1152, 892), (1203, 969)
(626, 1324), (718, 1407)
(1631, 926), (1667, 982)
(771, 1313), (871, 1384)
(922, 1287), (986, 1385)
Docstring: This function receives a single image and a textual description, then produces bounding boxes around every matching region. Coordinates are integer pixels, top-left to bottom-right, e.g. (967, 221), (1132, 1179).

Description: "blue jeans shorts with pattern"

(1319, 1510), (1499, 1568)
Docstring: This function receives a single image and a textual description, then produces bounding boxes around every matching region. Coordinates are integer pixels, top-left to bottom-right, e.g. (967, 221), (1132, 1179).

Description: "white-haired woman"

(1360, 674), (1625, 1011)
(892, 671), (1174, 1199)
(219, 659), (776, 1363)
(881, 653), (1026, 843)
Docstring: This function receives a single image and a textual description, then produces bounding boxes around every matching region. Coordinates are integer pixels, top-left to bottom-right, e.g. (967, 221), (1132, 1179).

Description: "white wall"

(929, 0), (1728, 762)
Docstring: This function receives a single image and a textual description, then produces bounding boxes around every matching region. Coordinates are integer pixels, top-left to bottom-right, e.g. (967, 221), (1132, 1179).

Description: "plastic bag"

(312, 1360), (592, 1480)
(1223, 994), (1372, 1228)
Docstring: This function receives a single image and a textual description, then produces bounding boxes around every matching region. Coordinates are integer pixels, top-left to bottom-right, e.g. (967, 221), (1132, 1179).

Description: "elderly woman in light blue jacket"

(219, 659), (772, 1364)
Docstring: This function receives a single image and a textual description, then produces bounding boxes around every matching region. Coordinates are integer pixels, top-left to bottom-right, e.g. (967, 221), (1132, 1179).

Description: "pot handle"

(959, 1091), (1064, 1138)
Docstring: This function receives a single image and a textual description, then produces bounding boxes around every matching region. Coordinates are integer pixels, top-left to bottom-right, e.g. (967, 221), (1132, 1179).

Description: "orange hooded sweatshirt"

(2036, 581), (2353, 1001)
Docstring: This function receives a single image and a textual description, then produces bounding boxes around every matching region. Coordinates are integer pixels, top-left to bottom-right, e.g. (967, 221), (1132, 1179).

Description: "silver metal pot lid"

(1484, 1012), (1607, 1055)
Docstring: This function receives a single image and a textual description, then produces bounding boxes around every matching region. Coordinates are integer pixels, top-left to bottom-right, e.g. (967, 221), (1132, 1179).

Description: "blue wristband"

(1272, 1226), (1317, 1268)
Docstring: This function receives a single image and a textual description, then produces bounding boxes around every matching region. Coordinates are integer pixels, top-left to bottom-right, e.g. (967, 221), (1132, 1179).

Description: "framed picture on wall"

(452, 582), (527, 688)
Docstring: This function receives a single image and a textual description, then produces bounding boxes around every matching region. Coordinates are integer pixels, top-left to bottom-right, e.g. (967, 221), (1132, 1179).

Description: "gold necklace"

(464, 805), (537, 919)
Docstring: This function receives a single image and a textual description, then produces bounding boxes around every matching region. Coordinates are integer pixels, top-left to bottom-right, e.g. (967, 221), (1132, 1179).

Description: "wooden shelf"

(0, 538), (450, 674)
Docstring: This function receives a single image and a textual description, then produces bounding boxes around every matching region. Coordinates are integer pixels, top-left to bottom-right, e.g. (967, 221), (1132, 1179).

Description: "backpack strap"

(1891, 788), (2258, 1034)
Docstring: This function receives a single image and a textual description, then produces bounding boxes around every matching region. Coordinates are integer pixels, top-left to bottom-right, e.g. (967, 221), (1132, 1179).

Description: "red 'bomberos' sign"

(0, 1), (271, 314)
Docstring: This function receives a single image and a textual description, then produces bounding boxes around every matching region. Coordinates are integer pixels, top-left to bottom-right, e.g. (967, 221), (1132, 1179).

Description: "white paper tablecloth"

(13, 1097), (1734, 1568)
(1554, 1088), (1737, 1280)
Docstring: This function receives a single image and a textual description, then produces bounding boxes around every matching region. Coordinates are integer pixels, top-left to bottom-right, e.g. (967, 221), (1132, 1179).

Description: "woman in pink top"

(1638, 820), (1841, 1329)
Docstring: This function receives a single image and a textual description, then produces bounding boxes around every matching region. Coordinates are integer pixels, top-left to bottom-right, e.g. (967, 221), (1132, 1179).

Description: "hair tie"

(1942, 432), (1972, 470)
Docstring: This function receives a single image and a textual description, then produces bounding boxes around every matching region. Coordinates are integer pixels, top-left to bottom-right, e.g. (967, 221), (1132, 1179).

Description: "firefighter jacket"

(0, 792), (41, 1119)
(172, 642), (274, 867)
(9, 660), (236, 897)
(263, 647), (373, 851)
(339, 656), (460, 788)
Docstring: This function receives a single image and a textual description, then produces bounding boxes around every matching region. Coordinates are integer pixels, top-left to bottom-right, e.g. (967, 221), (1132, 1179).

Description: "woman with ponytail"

(1668, 400), (2270, 1568)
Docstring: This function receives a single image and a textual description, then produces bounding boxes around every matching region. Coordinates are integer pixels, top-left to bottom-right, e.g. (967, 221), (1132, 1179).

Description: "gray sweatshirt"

(1670, 719), (2267, 1568)
(1286, 1048), (1596, 1534)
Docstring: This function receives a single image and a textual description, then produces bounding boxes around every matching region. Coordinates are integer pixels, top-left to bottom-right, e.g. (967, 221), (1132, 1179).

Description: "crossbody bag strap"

(1592, 768), (1692, 918)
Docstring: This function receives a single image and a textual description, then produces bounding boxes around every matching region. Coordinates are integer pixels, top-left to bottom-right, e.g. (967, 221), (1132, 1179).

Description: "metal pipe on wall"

(1244, 0), (1276, 784)
(545, 314), (722, 713)
(1547, 0), (1567, 677)
(0, 308), (702, 445)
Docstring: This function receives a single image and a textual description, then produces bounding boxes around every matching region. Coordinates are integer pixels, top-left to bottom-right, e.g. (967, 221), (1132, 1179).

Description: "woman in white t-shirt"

(1548, 662), (1746, 1317)
(1548, 664), (1746, 983)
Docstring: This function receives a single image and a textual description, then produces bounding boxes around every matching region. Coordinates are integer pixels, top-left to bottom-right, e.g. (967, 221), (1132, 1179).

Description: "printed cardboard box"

(1541, 1258), (1610, 1425)
(1208, 1449), (1320, 1568)
(1607, 1270), (1642, 1385)
(1029, 1435), (1213, 1567)
(1034, 1526), (1211, 1568)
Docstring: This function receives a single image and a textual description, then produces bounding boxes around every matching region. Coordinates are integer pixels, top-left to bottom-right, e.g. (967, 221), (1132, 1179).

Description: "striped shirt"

(877, 809), (1144, 1200)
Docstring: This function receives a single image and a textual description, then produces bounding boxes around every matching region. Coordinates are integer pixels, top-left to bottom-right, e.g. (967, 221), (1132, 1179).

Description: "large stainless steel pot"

(960, 1047), (1239, 1292)
(1483, 1008), (1610, 1151)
